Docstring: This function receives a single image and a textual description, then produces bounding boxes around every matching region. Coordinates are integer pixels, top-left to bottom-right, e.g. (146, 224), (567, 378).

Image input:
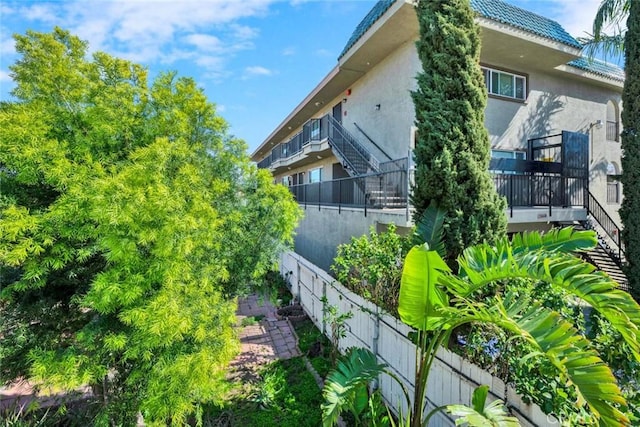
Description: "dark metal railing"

(606, 121), (620, 142)
(289, 168), (408, 213)
(327, 115), (379, 174)
(493, 173), (587, 217)
(528, 133), (563, 162)
(587, 191), (625, 262)
(256, 114), (380, 176)
(353, 122), (393, 161)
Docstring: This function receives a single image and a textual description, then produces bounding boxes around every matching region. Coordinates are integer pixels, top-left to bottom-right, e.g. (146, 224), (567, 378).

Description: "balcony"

(490, 131), (589, 222)
(257, 114), (379, 176)
(287, 159), (408, 213)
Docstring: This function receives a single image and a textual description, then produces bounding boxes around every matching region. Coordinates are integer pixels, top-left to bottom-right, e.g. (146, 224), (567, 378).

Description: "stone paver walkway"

(1, 294), (301, 412)
(228, 294), (301, 381)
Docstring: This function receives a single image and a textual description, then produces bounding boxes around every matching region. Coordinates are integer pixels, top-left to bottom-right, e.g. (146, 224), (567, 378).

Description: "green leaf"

(321, 348), (388, 427)
(471, 385), (489, 414)
(447, 385), (520, 426)
(398, 246), (450, 331)
(414, 201), (446, 257)
(449, 297), (630, 426)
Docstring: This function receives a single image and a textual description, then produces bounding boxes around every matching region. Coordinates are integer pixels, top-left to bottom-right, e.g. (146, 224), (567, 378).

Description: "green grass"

(240, 314), (265, 326)
(204, 357), (322, 426)
(293, 318), (333, 378)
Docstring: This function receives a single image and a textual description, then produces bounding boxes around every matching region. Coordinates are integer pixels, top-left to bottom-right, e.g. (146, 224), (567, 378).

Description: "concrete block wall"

(281, 251), (555, 426)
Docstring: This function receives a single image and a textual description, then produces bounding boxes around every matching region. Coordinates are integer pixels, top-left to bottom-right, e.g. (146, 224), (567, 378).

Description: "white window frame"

(482, 66), (527, 101)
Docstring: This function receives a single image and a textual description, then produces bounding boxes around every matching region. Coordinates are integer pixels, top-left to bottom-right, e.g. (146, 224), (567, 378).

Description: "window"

(310, 119), (320, 140)
(491, 150), (526, 160)
(490, 150), (526, 174)
(281, 176), (290, 186)
(606, 100), (620, 142)
(309, 167), (322, 183)
(482, 67), (527, 101)
(607, 177), (620, 204)
(607, 162), (620, 204)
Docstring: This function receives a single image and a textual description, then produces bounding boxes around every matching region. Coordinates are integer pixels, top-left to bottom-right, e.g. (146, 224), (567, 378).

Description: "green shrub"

(331, 225), (412, 315)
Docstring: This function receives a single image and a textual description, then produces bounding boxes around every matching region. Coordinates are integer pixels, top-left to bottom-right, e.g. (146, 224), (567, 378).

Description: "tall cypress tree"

(411, 0), (506, 261)
(620, 0), (640, 301)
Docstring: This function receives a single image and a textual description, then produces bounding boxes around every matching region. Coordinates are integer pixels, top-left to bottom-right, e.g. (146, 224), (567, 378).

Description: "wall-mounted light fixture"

(375, 104), (381, 111)
(342, 98), (347, 103)
(589, 119), (603, 130)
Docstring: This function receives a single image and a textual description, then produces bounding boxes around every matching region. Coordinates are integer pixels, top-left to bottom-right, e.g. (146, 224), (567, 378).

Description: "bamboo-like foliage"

(0, 28), (301, 425)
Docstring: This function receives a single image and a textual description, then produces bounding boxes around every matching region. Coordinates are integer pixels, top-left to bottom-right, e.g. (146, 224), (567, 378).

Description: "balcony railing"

(256, 114), (380, 175)
(288, 167), (408, 212)
(606, 120), (620, 142)
(493, 173), (587, 217)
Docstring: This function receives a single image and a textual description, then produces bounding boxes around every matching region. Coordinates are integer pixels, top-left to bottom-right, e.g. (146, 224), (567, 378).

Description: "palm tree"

(580, 0), (629, 59)
(322, 207), (640, 426)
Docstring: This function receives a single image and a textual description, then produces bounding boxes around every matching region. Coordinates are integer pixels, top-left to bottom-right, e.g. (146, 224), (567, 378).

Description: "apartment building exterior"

(251, 0), (626, 276)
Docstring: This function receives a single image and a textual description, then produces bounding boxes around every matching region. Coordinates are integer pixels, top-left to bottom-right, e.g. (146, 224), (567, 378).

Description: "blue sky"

(0, 0), (620, 154)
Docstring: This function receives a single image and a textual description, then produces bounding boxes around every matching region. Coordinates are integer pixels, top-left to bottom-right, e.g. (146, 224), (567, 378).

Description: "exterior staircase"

(555, 190), (629, 292)
(326, 115), (380, 176)
(556, 220), (628, 291)
(581, 240), (628, 289)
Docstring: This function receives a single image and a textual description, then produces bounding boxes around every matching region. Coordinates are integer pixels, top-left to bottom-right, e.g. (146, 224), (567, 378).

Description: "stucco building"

(251, 0), (626, 281)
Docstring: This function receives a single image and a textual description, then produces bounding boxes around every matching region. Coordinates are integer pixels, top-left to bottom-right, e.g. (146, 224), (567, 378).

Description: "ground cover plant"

(203, 357), (323, 427)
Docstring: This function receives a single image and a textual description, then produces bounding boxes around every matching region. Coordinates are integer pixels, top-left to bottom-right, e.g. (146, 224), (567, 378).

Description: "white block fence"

(280, 251), (555, 427)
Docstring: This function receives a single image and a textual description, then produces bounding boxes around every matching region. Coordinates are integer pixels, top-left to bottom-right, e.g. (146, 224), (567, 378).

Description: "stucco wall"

(339, 39), (419, 161)
(293, 206), (411, 272)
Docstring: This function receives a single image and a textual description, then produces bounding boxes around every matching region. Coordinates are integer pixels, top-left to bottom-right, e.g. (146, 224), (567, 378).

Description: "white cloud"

(0, 69), (13, 82)
(545, 0), (604, 38)
(281, 46), (296, 56)
(20, 3), (58, 24)
(184, 34), (224, 52)
(314, 48), (332, 57)
(1, 36), (16, 56)
(244, 65), (272, 76)
(5, 0), (276, 81)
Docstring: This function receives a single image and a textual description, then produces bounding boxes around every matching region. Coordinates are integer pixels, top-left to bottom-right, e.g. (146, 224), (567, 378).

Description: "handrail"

(587, 191), (625, 262)
(327, 115), (380, 174)
(287, 167), (408, 212)
(353, 122), (393, 161)
(327, 134), (359, 176)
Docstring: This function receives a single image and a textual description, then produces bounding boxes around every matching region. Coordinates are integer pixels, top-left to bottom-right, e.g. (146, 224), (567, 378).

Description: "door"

(332, 102), (342, 125)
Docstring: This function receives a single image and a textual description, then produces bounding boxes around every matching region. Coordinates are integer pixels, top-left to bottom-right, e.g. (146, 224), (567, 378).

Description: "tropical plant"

(322, 348), (516, 427)
(411, 0), (506, 262)
(0, 28), (301, 425)
(580, 0), (629, 59)
(322, 206), (640, 426)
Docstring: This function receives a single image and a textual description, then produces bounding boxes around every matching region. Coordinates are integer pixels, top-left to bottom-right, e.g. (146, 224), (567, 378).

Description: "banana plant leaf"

(399, 245), (450, 331)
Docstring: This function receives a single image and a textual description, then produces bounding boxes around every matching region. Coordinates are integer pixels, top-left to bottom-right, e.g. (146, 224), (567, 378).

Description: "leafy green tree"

(411, 0), (506, 262)
(620, 1), (640, 302)
(0, 28), (301, 425)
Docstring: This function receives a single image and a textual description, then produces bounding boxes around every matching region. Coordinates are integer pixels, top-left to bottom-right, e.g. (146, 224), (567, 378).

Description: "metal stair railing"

(586, 191), (625, 265)
(326, 115), (380, 175)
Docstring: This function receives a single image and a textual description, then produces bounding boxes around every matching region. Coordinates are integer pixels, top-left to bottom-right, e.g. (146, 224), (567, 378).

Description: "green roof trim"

(470, 0), (582, 49)
(567, 57), (625, 82)
(338, 0), (397, 60)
